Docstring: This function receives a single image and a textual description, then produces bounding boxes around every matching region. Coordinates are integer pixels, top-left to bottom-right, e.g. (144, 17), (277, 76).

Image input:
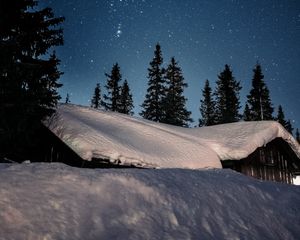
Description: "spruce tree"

(0, 0), (64, 160)
(296, 129), (300, 144)
(102, 63), (122, 112)
(91, 83), (101, 109)
(119, 80), (134, 115)
(285, 120), (293, 134)
(243, 103), (251, 121)
(276, 105), (293, 133)
(140, 43), (166, 122)
(276, 105), (287, 126)
(162, 57), (192, 127)
(199, 79), (216, 126)
(246, 64), (273, 120)
(214, 64), (241, 124)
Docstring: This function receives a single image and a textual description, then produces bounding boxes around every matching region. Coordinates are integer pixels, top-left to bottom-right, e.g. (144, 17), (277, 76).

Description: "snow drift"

(46, 104), (300, 169)
(0, 163), (299, 240)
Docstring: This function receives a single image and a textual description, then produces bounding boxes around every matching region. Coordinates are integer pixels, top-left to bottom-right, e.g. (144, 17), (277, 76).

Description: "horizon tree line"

(85, 43), (298, 136)
(199, 63), (295, 135)
(87, 43), (192, 127)
(89, 63), (134, 115)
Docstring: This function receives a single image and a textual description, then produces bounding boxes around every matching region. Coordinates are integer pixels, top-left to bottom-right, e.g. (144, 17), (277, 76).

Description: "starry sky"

(42, 0), (300, 129)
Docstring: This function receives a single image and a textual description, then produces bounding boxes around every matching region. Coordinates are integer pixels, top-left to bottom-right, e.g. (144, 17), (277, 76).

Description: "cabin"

(222, 138), (300, 184)
(42, 104), (300, 184)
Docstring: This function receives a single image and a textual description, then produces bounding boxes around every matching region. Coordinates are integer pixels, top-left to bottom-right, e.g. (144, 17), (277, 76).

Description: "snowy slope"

(0, 163), (299, 240)
(46, 104), (300, 168)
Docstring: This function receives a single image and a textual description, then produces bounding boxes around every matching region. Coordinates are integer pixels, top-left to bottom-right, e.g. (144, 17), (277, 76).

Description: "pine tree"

(276, 105), (287, 126)
(65, 94), (70, 104)
(119, 80), (134, 115)
(199, 79), (216, 126)
(214, 64), (241, 124)
(243, 103), (251, 121)
(285, 120), (293, 134)
(91, 83), (101, 109)
(0, 0), (64, 160)
(275, 105), (293, 133)
(102, 63), (122, 112)
(162, 57), (192, 127)
(296, 129), (300, 144)
(246, 64), (273, 120)
(140, 43), (166, 122)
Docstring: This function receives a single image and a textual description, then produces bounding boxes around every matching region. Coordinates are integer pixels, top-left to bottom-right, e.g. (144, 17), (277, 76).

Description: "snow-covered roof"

(184, 120), (300, 161)
(45, 104), (300, 169)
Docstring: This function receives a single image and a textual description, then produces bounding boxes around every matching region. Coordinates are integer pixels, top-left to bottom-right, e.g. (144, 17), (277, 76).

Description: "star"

(46, 0), (300, 129)
(116, 23), (122, 38)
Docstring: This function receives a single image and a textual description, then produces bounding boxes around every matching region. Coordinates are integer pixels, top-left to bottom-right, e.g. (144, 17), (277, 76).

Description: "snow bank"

(46, 104), (221, 169)
(0, 163), (299, 240)
(46, 104), (300, 168)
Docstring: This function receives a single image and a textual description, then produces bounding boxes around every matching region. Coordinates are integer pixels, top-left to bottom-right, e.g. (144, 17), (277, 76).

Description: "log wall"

(222, 138), (300, 184)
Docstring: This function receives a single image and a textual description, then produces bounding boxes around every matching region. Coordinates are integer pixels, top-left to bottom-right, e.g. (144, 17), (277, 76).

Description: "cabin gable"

(222, 138), (300, 184)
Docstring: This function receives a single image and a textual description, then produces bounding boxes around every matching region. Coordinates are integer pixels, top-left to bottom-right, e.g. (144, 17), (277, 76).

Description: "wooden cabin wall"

(239, 148), (293, 184)
(35, 125), (85, 167)
(222, 138), (299, 184)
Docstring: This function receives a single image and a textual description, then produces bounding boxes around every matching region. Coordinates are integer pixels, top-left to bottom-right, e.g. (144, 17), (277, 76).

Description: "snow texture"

(46, 104), (300, 168)
(0, 163), (299, 240)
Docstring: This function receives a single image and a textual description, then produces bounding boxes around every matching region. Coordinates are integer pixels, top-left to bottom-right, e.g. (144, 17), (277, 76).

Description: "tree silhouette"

(243, 103), (251, 121)
(214, 64), (241, 124)
(162, 57), (192, 127)
(285, 120), (293, 134)
(119, 80), (134, 115)
(199, 79), (216, 126)
(91, 83), (101, 109)
(140, 43), (166, 122)
(275, 105), (293, 133)
(102, 63), (122, 112)
(0, 0), (64, 161)
(276, 105), (287, 125)
(246, 64), (273, 120)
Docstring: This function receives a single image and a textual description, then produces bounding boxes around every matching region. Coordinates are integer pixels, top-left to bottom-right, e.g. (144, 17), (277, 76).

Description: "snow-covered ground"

(0, 163), (299, 240)
(294, 176), (300, 185)
(46, 104), (300, 169)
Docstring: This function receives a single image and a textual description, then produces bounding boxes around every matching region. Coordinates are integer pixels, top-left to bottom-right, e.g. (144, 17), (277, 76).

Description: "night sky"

(42, 0), (300, 129)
